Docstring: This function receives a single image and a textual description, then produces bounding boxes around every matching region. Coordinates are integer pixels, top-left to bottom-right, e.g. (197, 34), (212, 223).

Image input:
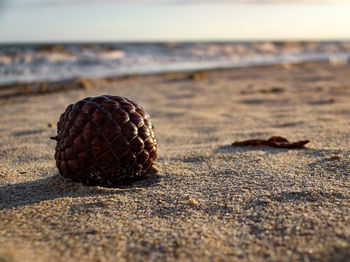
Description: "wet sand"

(0, 62), (349, 261)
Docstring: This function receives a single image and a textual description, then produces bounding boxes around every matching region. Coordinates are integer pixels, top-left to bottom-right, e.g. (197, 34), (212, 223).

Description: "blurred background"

(0, 0), (350, 85)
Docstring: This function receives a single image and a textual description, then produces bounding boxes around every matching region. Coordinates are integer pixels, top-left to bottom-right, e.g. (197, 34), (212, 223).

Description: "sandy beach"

(0, 61), (349, 261)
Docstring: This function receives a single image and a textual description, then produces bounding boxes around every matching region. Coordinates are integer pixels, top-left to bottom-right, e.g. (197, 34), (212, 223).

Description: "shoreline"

(0, 60), (335, 100)
(1, 40), (350, 92)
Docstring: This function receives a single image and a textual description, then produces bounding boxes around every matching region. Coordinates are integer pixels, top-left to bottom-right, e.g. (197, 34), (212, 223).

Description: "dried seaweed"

(232, 136), (310, 149)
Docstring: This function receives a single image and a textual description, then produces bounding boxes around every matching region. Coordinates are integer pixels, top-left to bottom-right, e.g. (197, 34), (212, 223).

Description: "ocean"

(0, 41), (349, 85)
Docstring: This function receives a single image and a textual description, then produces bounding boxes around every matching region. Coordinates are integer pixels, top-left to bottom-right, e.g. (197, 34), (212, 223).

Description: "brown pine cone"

(51, 95), (157, 187)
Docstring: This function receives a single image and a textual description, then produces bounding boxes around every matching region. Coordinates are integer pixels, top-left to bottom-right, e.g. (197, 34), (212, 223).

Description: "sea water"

(0, 41), (349, 85)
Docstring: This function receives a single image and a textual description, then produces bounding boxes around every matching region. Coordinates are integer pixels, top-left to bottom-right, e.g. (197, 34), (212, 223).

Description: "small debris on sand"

(187, 199), (198, 206)
(326, 155), (342, 160)
(232, 136), (310, 149)
(260, 87), (285, 94)
(189, 71), (207, 81)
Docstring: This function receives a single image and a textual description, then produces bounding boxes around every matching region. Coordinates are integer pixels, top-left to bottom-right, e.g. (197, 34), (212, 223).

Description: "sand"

(0, 62), (349, 262)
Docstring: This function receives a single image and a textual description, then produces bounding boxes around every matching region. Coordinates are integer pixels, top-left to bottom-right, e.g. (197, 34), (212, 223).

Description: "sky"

(0, 0), (349, 43)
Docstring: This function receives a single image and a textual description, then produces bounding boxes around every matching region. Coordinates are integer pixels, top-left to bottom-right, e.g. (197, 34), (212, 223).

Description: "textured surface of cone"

(51, 95), (157, 187)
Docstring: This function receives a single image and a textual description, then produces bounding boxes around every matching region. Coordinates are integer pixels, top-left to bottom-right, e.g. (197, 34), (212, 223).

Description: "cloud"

(26, 0), (161, 6)
(13, 0), (347, 8)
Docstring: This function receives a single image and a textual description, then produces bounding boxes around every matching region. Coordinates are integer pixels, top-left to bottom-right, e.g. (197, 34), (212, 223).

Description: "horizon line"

(0, 37), (350, 45)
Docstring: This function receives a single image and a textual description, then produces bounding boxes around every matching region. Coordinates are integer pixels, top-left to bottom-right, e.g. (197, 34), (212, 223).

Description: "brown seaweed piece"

(232, 136), (309, 149)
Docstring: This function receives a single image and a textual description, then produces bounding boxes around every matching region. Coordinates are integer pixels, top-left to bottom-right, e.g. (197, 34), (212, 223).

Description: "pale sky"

(0, 0), (349, 43)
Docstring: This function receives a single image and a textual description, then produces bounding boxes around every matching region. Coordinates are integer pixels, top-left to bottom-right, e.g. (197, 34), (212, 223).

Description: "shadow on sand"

(214, 144), (305, 155)
(214, 144), (346, 157)
(0, 173), (162, 211)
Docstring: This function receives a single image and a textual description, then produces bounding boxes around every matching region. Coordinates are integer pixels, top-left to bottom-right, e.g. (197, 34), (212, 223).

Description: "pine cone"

(51, 95), (157, 187)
